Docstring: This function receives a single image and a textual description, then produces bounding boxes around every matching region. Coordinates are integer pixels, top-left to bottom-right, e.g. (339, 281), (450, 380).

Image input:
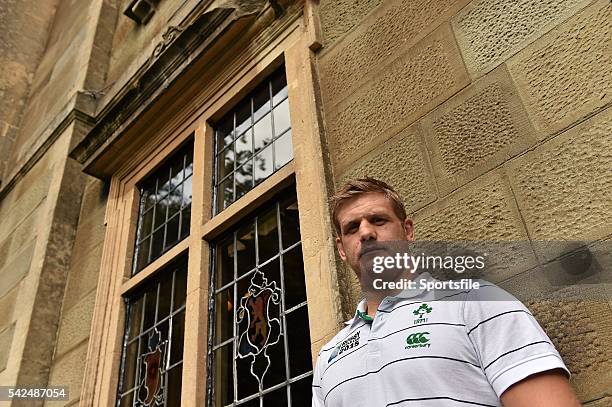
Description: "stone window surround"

(79, 3), (342, 406)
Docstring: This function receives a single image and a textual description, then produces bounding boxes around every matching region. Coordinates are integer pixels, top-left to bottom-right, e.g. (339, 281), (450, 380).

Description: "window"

(133, 142), (193, 274)
(79, 17), (335, 407)
(214, 68), (293, 213)
(115, 140), (193, 407)
(209, 194), (313, 406)
(117, 258), (187, 407)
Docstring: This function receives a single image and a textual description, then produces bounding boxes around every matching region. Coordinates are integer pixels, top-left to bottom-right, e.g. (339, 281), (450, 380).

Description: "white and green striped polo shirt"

(312, 273), (569, 407)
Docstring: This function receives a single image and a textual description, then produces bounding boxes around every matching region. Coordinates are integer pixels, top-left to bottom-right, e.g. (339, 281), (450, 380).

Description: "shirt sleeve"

(312, 353), (325, 407)
(463, 283), (570, 397)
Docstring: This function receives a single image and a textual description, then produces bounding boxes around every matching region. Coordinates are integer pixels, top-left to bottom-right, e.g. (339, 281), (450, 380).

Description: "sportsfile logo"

(405, 332), (430, 349)
(328, 331), (360, 362)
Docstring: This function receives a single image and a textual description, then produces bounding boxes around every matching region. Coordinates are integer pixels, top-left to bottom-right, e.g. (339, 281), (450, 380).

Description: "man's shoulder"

(464, 279), (522, 302)
(316, 320), (362, 359)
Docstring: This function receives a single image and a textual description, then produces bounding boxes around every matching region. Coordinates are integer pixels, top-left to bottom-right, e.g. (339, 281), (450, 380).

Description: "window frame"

(81, 4), (342, 406)
(207, 188), (313, 407)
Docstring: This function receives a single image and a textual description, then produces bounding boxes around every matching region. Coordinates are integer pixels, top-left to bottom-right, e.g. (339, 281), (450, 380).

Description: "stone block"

(452, 0), (592, 77)
(319, 0), (469, 105)
(0, 322), (15, 372)
(414, 172), (525, 240)
(336, 261), (362, 321)
(326, 24), (469, 173)
(337, 122), (437, 213)
(11, 153), (54, 202)
(78, 178), (108, 224)
(507, 0), (612, 135)
(0, 204), (41, 270)
(507, 108), (612, 242)
(413, 171), (533, 282)
(0, 240), (35, 298)
(0, 234), (10, 271)
(0, 285), (18, 332)
(499, 238), (612, 303)
(318, 0), (384, 46)
(0, 173), (50, 243)
(62, 242), (103, 312)
(421, 66), (536, 196)
(46, 342), (88, 405)
(69, 215), (107, 272)
(55, 290), (95, 357)
(525, 299), (612, 401)
(106, 0), (185, 86)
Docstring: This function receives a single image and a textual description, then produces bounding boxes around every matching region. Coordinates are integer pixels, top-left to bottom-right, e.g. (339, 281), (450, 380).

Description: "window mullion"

(277, 202), (293, 406)
(232, 230), (239, 405)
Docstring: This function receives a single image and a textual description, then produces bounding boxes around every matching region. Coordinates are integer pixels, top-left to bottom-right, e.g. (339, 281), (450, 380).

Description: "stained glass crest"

(137, 328), (168, 406)
(236, 269), (282, 388)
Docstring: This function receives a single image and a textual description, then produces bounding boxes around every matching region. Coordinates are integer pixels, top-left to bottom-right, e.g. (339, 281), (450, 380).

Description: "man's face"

(335, 192), (414, 278)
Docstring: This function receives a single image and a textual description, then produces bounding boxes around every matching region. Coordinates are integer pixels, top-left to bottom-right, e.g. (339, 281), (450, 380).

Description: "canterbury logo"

(406, 332), (430, 345)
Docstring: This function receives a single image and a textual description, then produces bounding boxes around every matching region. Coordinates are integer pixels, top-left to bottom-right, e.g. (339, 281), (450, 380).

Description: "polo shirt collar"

(345, 272), (437, 325)
(394, 271), (435, 299)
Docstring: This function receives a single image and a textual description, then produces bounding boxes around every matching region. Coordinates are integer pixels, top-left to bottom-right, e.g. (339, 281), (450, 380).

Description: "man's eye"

(373, 218), (386, 224)
(345, 225), (357, 234)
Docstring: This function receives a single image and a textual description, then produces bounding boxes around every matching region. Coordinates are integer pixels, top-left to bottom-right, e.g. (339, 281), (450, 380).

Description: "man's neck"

(365, 298), (381, 318)
(363, 269), (416, 318)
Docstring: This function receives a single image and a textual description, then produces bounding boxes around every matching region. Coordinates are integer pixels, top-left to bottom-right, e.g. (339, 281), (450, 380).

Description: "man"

(311, 177), (581, 407)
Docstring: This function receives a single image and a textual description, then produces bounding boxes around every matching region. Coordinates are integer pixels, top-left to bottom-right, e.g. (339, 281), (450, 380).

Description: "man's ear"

(403, 218), (414, 241)
(335, 236), (347, 261)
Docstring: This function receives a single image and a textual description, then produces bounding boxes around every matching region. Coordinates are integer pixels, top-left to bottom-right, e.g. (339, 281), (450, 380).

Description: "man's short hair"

(330, 177), (407, 235)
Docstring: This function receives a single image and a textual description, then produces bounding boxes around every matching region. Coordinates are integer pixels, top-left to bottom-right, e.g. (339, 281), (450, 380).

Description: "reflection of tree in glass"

(166, 186), (183, 219)
(218, 96), (279, 207)
(254, 151), (269, 180)
(221, 179), (233, 209)
(157, 181), (172, 200)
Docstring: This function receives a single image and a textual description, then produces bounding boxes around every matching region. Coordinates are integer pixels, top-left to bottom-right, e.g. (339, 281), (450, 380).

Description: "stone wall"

(0, 124), (89, 401)
(318, 0), (611, 404)
(4, 0), (117, 178)
(105, 0), (198, 88)
(0, 0), (609, 405)
(0, 0), (60, 180)
(0, 0), (114, 403)
(44, 178), (107, 407)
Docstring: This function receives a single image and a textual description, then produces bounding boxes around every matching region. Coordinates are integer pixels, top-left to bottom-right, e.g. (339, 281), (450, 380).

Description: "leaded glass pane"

(290, 376), (313, 407)
(253, 145), (273, 186)
(253, 81), (271, 122)
(286, 305), (311, 378)
(257, 206), (278, 264)
(213, 345), (234, 406)
(237, 223), (255, 278)
(217, 115), (234, 153)
(117, 258), (186, 407)
(166, 365), (182, 407)
(272, 99), (291, 135)
(214, 289), (233, 344)
(271, 70), (288, 106)
(213, 67), (293, 214)
(133, 140), (193, 274)
(235, 162), (253, 201)
(263, 387), (288, 405)
(235, 131), (252, 164)
(253, 113), (273, 151)
(172, 266), (187, 312)
(180, 205), (190, 240)
(218, 177), (233, 211)
(283, 246), (306, 310)
(275, 129), (293, 171)
(210, 193), (312, 406)
(280, 197), (300, 249)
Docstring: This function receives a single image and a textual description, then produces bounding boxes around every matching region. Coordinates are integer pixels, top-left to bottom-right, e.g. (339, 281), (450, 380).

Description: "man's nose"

(359, 221), (377, 241)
